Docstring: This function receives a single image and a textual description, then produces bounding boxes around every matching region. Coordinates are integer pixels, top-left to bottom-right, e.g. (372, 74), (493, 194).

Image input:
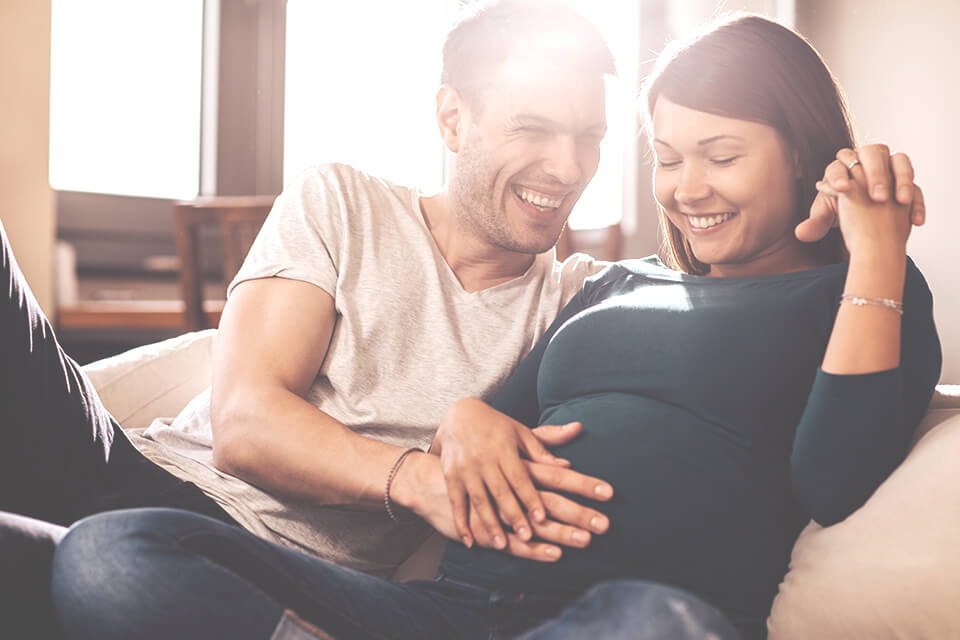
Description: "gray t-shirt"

(128, 163), (603, 576)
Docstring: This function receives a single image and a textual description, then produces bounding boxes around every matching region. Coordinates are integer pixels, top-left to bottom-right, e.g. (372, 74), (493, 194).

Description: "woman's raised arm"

(791, 151), (941, 525)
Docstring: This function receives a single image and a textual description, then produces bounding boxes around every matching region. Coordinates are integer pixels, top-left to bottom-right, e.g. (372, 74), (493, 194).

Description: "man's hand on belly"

(391, 450), (611, 562)
(427, 398), (613, 555)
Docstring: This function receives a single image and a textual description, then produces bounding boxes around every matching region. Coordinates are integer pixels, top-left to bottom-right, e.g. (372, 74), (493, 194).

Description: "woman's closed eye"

(656, 158), (683, 169)
(656, 155), (740, 169)
(710, 155), (741, 166)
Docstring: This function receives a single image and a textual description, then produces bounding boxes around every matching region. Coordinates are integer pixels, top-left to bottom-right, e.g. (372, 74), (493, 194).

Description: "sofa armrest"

(82, 329), (216, 430)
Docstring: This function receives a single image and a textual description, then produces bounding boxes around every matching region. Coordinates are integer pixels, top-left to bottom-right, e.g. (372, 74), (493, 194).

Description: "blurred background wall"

(797, 0), (960, 382)
(0, 0), (55, 314)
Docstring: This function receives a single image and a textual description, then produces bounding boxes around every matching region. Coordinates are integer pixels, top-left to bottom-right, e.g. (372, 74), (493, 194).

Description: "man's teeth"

(688, 212), (735, 229)
(516, 188), (562, 210)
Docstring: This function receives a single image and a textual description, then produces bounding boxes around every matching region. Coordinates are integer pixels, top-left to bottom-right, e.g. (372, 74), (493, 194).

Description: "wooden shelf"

(58, 300), (224, 330)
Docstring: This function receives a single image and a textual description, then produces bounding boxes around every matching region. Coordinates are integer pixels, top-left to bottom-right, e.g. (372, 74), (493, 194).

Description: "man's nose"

(542, 135), (584, 186)
(674, 162), (711, 204)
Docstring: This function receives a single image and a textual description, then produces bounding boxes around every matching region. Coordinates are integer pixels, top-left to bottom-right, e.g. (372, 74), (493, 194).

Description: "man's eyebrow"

(512, 114), (559, 127)
(513, 114), (607, 134)
(653, 134), (746, 148)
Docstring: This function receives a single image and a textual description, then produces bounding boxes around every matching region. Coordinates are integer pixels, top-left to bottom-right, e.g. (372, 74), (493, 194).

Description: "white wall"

(0, 0), (55, 314)
(798, 0), (960, 382)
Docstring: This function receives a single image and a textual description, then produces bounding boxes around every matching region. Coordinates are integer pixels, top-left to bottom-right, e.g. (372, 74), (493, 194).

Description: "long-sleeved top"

(440, 256), (941, 625)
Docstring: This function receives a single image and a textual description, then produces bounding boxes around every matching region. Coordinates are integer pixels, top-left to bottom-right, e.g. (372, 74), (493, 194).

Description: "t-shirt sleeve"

(227, 166), (345, 300)
(790, 258), (942, 526)
(491, 265), (617, 428)
(556, 252), (610, 306)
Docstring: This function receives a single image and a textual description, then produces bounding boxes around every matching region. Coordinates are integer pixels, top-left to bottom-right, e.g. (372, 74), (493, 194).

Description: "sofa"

(83, 330), (960, 638)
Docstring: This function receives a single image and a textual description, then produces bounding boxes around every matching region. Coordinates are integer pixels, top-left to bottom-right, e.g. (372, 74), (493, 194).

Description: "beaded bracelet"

(840, 293), (904, 315)
(384, 447), (422, 522)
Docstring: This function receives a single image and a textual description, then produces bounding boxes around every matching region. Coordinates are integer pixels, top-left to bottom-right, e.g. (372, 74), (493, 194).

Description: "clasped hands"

(797, 144), (923, 248)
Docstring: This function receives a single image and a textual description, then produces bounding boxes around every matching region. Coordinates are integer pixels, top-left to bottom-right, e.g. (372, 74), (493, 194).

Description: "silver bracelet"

(384, 447), (422, 522)
(840, 293), (904, 315)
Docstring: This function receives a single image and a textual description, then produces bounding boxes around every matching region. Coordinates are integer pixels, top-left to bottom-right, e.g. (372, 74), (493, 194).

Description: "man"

(123, 0), (619, 578)
(0, 11), (618, 640)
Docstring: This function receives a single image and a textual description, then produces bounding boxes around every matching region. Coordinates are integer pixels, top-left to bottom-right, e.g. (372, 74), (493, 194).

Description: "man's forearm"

(212, 385), (412, 508)
(211, 384), (612, 562)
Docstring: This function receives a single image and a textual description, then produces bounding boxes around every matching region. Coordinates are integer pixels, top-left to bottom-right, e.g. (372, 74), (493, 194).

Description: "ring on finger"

(846, 159), (861, 171)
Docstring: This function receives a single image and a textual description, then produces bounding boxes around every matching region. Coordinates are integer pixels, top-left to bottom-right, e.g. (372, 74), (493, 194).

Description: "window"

(284, 0), (453, 192)
(49, 0), (203, 199)
(564, 1), (639, 230)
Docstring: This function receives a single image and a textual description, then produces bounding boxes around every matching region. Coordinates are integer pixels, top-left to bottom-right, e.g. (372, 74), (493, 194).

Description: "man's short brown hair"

(441, 0), (616, 110)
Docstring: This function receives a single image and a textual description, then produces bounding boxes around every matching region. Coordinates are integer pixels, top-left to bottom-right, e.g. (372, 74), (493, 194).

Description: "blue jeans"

(53, 508), (741, 640)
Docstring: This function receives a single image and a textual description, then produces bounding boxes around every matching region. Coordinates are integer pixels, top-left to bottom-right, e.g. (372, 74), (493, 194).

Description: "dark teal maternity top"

(440, 256), (941, 627)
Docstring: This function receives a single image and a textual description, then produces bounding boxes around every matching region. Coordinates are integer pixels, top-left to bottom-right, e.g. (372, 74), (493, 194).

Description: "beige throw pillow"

(767, 400), (960, 639)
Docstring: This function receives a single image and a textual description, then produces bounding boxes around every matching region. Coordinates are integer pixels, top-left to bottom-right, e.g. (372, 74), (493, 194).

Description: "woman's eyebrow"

(696, 134), (746, 146)
(653, 134), (746, 149)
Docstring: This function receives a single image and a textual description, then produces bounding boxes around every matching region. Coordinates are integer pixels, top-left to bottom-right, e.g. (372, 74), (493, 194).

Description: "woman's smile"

(684, 212), (737, 231)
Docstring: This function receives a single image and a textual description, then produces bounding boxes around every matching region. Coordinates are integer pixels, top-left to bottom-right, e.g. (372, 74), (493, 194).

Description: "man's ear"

(436, 85), (465, 153)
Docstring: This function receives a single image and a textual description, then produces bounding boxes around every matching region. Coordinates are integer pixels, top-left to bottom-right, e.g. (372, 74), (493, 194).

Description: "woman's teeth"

(688, 212), (735, 229)
(515, 188), (562, 211)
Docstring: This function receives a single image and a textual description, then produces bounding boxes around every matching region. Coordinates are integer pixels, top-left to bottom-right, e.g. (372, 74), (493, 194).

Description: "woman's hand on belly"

(431, 398), (613, 551)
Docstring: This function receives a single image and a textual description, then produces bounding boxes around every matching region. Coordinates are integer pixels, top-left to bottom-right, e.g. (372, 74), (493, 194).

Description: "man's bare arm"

(210, 276), (610, 561)
(211, 277), (404, 507)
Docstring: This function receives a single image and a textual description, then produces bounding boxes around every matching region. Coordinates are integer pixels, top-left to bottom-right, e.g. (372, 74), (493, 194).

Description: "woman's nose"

(674, 163), (712, 204)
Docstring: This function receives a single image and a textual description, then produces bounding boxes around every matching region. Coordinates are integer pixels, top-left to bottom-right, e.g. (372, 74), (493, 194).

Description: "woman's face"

(652, 96), (818, 277)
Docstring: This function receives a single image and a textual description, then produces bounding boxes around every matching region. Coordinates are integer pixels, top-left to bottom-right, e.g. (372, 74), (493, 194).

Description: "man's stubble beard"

(450, 133), (565, 256)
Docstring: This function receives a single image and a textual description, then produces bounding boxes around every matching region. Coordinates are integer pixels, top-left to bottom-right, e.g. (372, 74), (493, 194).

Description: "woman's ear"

(436, 86), (465, 153)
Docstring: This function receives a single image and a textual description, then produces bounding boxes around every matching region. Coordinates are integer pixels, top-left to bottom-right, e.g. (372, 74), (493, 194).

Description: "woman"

(51, 13), (940, 640)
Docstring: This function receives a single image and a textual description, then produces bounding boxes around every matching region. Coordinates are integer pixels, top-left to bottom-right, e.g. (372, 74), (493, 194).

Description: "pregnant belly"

(538, 394), (799, 614)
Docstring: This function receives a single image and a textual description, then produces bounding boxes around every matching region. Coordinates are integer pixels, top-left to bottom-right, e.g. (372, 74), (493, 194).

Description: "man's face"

(448, 44), (607, 255)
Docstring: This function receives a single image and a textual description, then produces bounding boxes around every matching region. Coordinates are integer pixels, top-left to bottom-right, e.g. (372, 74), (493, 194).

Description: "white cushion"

(83, 329), (216, 430)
